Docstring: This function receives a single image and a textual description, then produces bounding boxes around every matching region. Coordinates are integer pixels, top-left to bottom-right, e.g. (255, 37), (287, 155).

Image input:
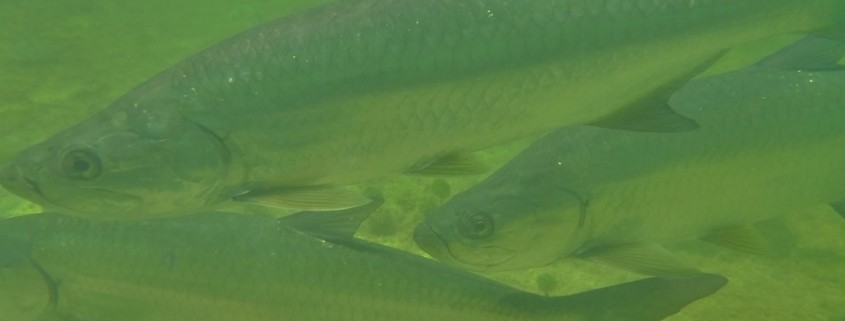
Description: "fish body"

(0, 212), (726, 321)
(413, 37), (845, 272)
(2, 0), (844, 218)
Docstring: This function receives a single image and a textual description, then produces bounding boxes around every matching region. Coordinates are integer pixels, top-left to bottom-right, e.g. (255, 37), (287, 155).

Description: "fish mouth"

(413, 222), (514, 271)
(0, 164), (48, 203)
(456, 245), (516, 271)
(413, 223), (449, 257)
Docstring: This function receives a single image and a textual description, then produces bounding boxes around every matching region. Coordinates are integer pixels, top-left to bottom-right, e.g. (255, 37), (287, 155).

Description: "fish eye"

(459, 211), (494, 239)
(59, 148), (102, 180)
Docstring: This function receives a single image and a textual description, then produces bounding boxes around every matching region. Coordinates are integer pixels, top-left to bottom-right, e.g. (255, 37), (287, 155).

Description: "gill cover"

(0, 236), (54, 321)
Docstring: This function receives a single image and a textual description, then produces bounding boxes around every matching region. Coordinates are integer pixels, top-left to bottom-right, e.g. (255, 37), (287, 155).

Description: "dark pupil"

(61, 149), (102, 179)
(460, 212), (493, 239)
(473, 220), (487, 232)
(73, 159), (90, 172)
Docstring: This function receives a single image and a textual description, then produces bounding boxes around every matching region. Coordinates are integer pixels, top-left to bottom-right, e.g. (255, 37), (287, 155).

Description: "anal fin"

(576, 243), (703, 278)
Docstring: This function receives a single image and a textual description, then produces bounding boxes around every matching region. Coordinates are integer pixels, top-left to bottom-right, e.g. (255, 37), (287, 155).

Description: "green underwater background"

(1, 0), (844, 320)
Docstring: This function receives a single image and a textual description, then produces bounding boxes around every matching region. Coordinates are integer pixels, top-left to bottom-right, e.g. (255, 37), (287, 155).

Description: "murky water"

(1, 0), (843, 320)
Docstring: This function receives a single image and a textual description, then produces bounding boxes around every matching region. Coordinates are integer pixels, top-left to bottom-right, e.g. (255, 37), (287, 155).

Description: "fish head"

(0, 92), (235, 219)
(0, 234), (52, 321)
(414, 180), (588, 272)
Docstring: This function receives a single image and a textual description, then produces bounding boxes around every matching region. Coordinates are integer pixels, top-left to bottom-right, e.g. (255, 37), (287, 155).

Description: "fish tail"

(503, 274), (727, 321)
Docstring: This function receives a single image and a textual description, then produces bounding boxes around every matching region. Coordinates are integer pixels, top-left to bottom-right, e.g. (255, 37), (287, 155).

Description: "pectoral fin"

(408, 152), (489, 176)
(701, 225), (770, 255)
(236, 186), (373, 211)
(279, 197), (384, 240)
(576, 243), (703, 277)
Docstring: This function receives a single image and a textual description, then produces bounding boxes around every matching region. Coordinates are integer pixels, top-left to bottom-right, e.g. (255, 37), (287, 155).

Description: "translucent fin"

(701, 225), (770, 255)
(503, 274), (727, 321)
(830, 201), (845, 220)
(577, 243), (703, 277)
(279, 197), (384, 240)
(236, 186), (373, 211)
(755, 36), (845, 71)
(589, 51), (726, 132)
(408, 152), (489, 176)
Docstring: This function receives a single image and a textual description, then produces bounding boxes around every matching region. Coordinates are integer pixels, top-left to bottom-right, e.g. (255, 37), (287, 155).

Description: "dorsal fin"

(589, 51), (726, 132)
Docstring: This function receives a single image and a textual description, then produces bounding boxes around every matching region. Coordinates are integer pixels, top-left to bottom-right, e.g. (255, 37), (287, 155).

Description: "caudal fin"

(504, 274), (727, 321)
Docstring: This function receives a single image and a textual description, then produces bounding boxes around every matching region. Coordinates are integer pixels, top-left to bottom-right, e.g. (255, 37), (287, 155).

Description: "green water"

(1, 0), (844, 320)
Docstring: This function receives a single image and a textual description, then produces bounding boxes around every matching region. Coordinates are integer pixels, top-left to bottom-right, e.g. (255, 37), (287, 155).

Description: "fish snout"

(413, 223), (450, 260)
(0, 163), (41, 201)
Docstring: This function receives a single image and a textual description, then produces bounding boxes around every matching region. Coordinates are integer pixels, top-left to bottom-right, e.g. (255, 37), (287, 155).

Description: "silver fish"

(2, 0), (844, 219)
(414, 37), (845, 275)
(0, 207), (726, 321)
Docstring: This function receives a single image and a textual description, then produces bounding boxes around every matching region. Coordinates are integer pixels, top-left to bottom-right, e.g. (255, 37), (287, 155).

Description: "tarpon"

(413, 37), (845, 275)
(2, 0), (844, 219)
(0, 207), (726, 321)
